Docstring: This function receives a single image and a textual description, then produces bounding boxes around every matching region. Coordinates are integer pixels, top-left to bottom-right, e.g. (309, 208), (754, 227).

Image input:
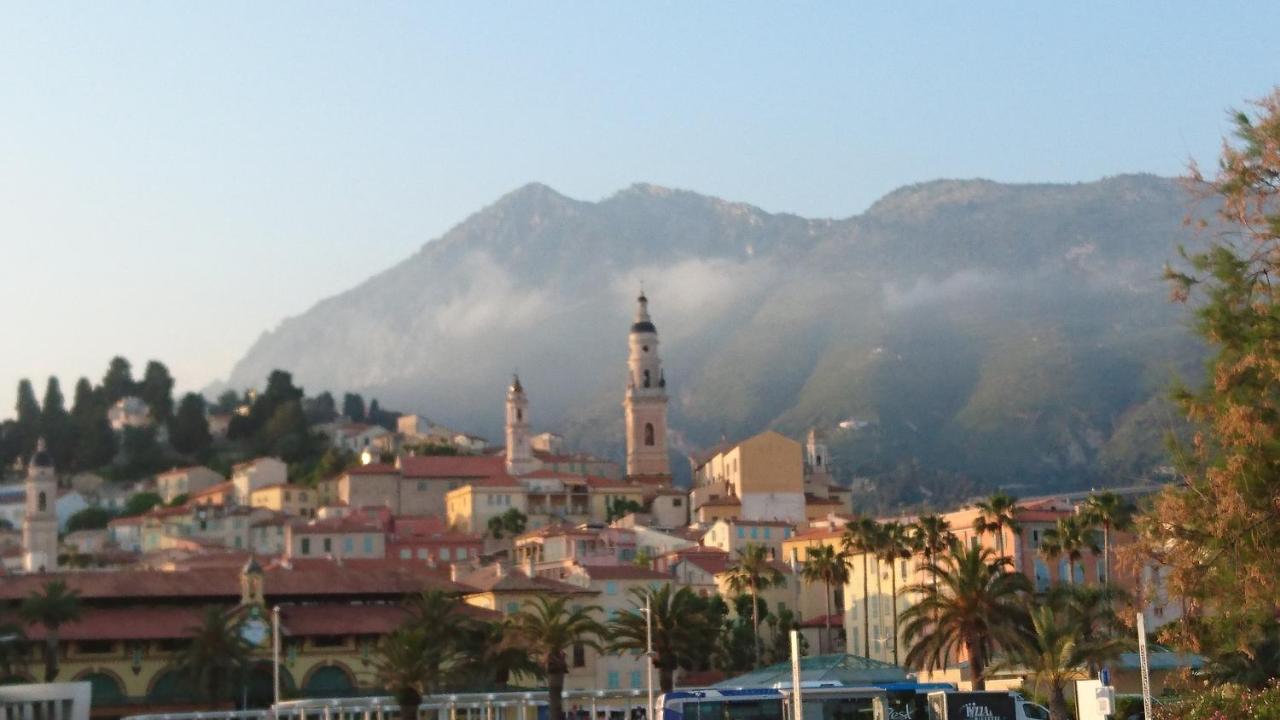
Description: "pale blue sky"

(2, 3), (1278, 414)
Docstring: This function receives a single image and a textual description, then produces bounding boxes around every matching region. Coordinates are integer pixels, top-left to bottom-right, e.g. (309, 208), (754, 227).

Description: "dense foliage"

(1138, 88), (1280, 657)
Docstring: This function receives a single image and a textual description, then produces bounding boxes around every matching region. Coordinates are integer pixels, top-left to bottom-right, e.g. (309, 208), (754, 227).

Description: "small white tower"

(806, 427), (829, 474)
(624, 291), (671, 483)
(22, 438), (59, 573)
(504, 375), (539, 476)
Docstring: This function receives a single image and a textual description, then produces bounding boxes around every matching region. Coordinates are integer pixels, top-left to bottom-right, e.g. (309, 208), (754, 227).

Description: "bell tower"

(23, 438), (59, 573)
(505, 375), (539, 476)
(624, 291), (671, 484)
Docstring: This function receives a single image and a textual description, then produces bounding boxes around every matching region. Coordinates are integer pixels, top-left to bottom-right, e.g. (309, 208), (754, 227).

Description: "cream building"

(623, 292), (671, 485)
(691, 430), (806, 524)
(155, 466), (224, 504)
(22, 439), (59, 573)
(249, 483), (317, 518)
(231, 457), (287, 504)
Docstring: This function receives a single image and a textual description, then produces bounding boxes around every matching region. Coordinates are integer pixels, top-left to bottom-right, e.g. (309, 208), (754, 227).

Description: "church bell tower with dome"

(23, 438), (59, 573)
(623, 291), (671, 484)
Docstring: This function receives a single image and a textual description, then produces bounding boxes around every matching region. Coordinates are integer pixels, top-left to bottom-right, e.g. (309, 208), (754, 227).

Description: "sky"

(2, 2), (1278, 416)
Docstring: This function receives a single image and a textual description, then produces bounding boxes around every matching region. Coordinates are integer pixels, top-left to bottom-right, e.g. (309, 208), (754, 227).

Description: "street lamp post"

(273, 605), (282, 707)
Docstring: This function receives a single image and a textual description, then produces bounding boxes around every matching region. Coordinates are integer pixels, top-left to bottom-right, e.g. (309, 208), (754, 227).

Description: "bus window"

(689, 702), (724, 720)
(881, 693), (927, 720)
(802, 698), (873, 720)
(725, 699), (784, 720)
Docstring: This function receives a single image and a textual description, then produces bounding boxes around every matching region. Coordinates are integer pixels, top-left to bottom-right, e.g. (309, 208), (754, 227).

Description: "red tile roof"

(345, 463), (399, 476)
(399, 455), (506, 479)
(279, 602), (499, 636)
(23, 606), (206, 641)
(459, 564), (593, 595)
(290, 516), (385, 535)
(576, 565), (671, 581)
(695, 497), (741, 508)
(797, 613), (843, 629)
(0, 562), (474, 602)
(190, 480), (235, 499)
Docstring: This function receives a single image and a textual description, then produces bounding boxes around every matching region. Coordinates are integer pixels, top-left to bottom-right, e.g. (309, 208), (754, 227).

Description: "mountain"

(223, 175), (1202, 510)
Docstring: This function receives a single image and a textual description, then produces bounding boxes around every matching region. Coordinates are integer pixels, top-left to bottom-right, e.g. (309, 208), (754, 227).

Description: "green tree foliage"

(100, 356), (135, 404)
(1039, 516), (1099, 586)
(70, 378), (96, 418)
(38, 377), (74, 469)
(605, 497), (644, 523)
(65, 507), (113, 532)
(169, 393), (212, 455)
(118, 427), (167, 478)
(722, 543), (784, 668)
(974, 491), (1021, 559)
(342, 392), (366, 422)
(900, 543), (1031, 690)
(609, 585), (722, 693)
(509, 596), (606, 720)
(1140, 89), (1280, 653)
(177, 606), (251, 704)
(121, 491), (163, 517)
(70, 414), (116, 473)
(304, 391), (338, 424)
(14, 379), (41, 459)
(0, 606), (26, 680)
(139, 361), (175, 423)
(214, 390), (241, 414)
(1003, 606), (1111, 720)
(19, 580), (82, 682)
(800, 544), (850, 654)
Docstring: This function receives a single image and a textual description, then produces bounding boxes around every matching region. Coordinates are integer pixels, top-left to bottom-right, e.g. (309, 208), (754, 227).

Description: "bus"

(656, 681), (957, 720)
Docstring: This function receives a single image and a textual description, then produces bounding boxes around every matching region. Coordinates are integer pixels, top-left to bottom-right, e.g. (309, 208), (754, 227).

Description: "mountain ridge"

(223, 174), (1199, 510)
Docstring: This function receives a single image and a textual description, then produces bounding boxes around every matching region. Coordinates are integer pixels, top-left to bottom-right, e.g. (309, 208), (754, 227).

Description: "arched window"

(516, 409), (522, 421)
(644, 423), (655, 446)
(37, 491), (46, 512)
(643, 370), (651, 388)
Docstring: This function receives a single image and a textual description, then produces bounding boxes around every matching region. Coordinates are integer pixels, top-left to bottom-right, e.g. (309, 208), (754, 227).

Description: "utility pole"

(645, 595), (655, 720)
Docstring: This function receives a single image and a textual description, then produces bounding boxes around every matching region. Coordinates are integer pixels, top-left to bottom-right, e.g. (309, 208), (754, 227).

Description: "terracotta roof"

(399, 455), (506, 479)
(279, 602), (499, 636)
(717, 519), (794, 527)
(156, 465), (217, 478)
(0, 563), (474, 602)
(191, 480), (235, 499)
(675, 549), (731, 575)
(516, 524), (597, 541)
(576, 565), (671, 581)
(797, 613), (843, 629)
(290, 516), (384, 535)
(23, 606), (206, 641)
(459, 564), (593, 595)
(345, 463), (399, 476)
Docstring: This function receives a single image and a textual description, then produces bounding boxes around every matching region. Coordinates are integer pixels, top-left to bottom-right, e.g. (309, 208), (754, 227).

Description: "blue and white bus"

(656, 681), (957, 720)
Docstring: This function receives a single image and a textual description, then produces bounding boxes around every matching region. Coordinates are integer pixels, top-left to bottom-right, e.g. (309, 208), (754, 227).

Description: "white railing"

(0, 682), (92, 720)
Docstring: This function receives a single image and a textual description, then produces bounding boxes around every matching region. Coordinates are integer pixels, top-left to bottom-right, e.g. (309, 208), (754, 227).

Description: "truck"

(924, 691), (1050, 720)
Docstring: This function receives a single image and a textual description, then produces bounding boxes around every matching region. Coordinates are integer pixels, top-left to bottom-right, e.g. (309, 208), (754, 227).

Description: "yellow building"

(249, 483), (318, 518)
(0, 559), (495, 716)
(445, 478), (528, 534)
(690, 430), (806, 524)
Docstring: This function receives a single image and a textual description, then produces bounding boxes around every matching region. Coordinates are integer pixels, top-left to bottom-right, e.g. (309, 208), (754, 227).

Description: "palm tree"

(1040, 516), (1100, 586)
(900, 543), (1031, 690)
(177, 606), (252, 704)
(609, 585), (720, 693)
(880, 520), (911, 661)
(800, 545), (851, 654)
(910, 515), (955, 600)
(1045, 584), (1129, 674)
(372, 625), (435, 708)
(974, 492), (1021, 560)
(723, 543), (785, 667)
(841, 518), (881, 659)
(1082, 492), (1133, 585)
(1002, 605), (1124, 720)
(509, 595), (606, 720)
(403, 590), (473, 693)
(454, 619), (541, 690)
(0, 611), (27, 680)
(19, 580), (82, 681)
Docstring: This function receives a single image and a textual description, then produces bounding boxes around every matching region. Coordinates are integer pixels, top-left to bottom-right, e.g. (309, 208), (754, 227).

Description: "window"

(573, 643), (586, 667)
(342, 537), (354, 554)
(301, 538), (311, 555)
(508, 602), (521, 615)
(37, 491), (46, 512)
(363, 535), (374, 554)
(323, 538), (332, 554)
(630, 671), (642, 688)
(606, 581), (618, 596)
(517, 409), (523, 421)
(399, 549), (411, 560)
(764, 528), (771, 539)
(440, 548), (451, 561)
(456, 547), (467, 560)
(418, 481), (427, 491)
(673, 498), (682, 507)
(284, 491), (292, 502)
(417, 548), (429, 560)
(900, 560), (909, 579)
(750, 527), (759, 539)
(782, 528), (790, 538)
(77, 640), (114, 654)
(606, 672), (619, 689)
(644, 423), (655, 446)
(643, 370), (651, 388)
(300, 493), (308, 502)
(1034, 559), (1050, 591)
